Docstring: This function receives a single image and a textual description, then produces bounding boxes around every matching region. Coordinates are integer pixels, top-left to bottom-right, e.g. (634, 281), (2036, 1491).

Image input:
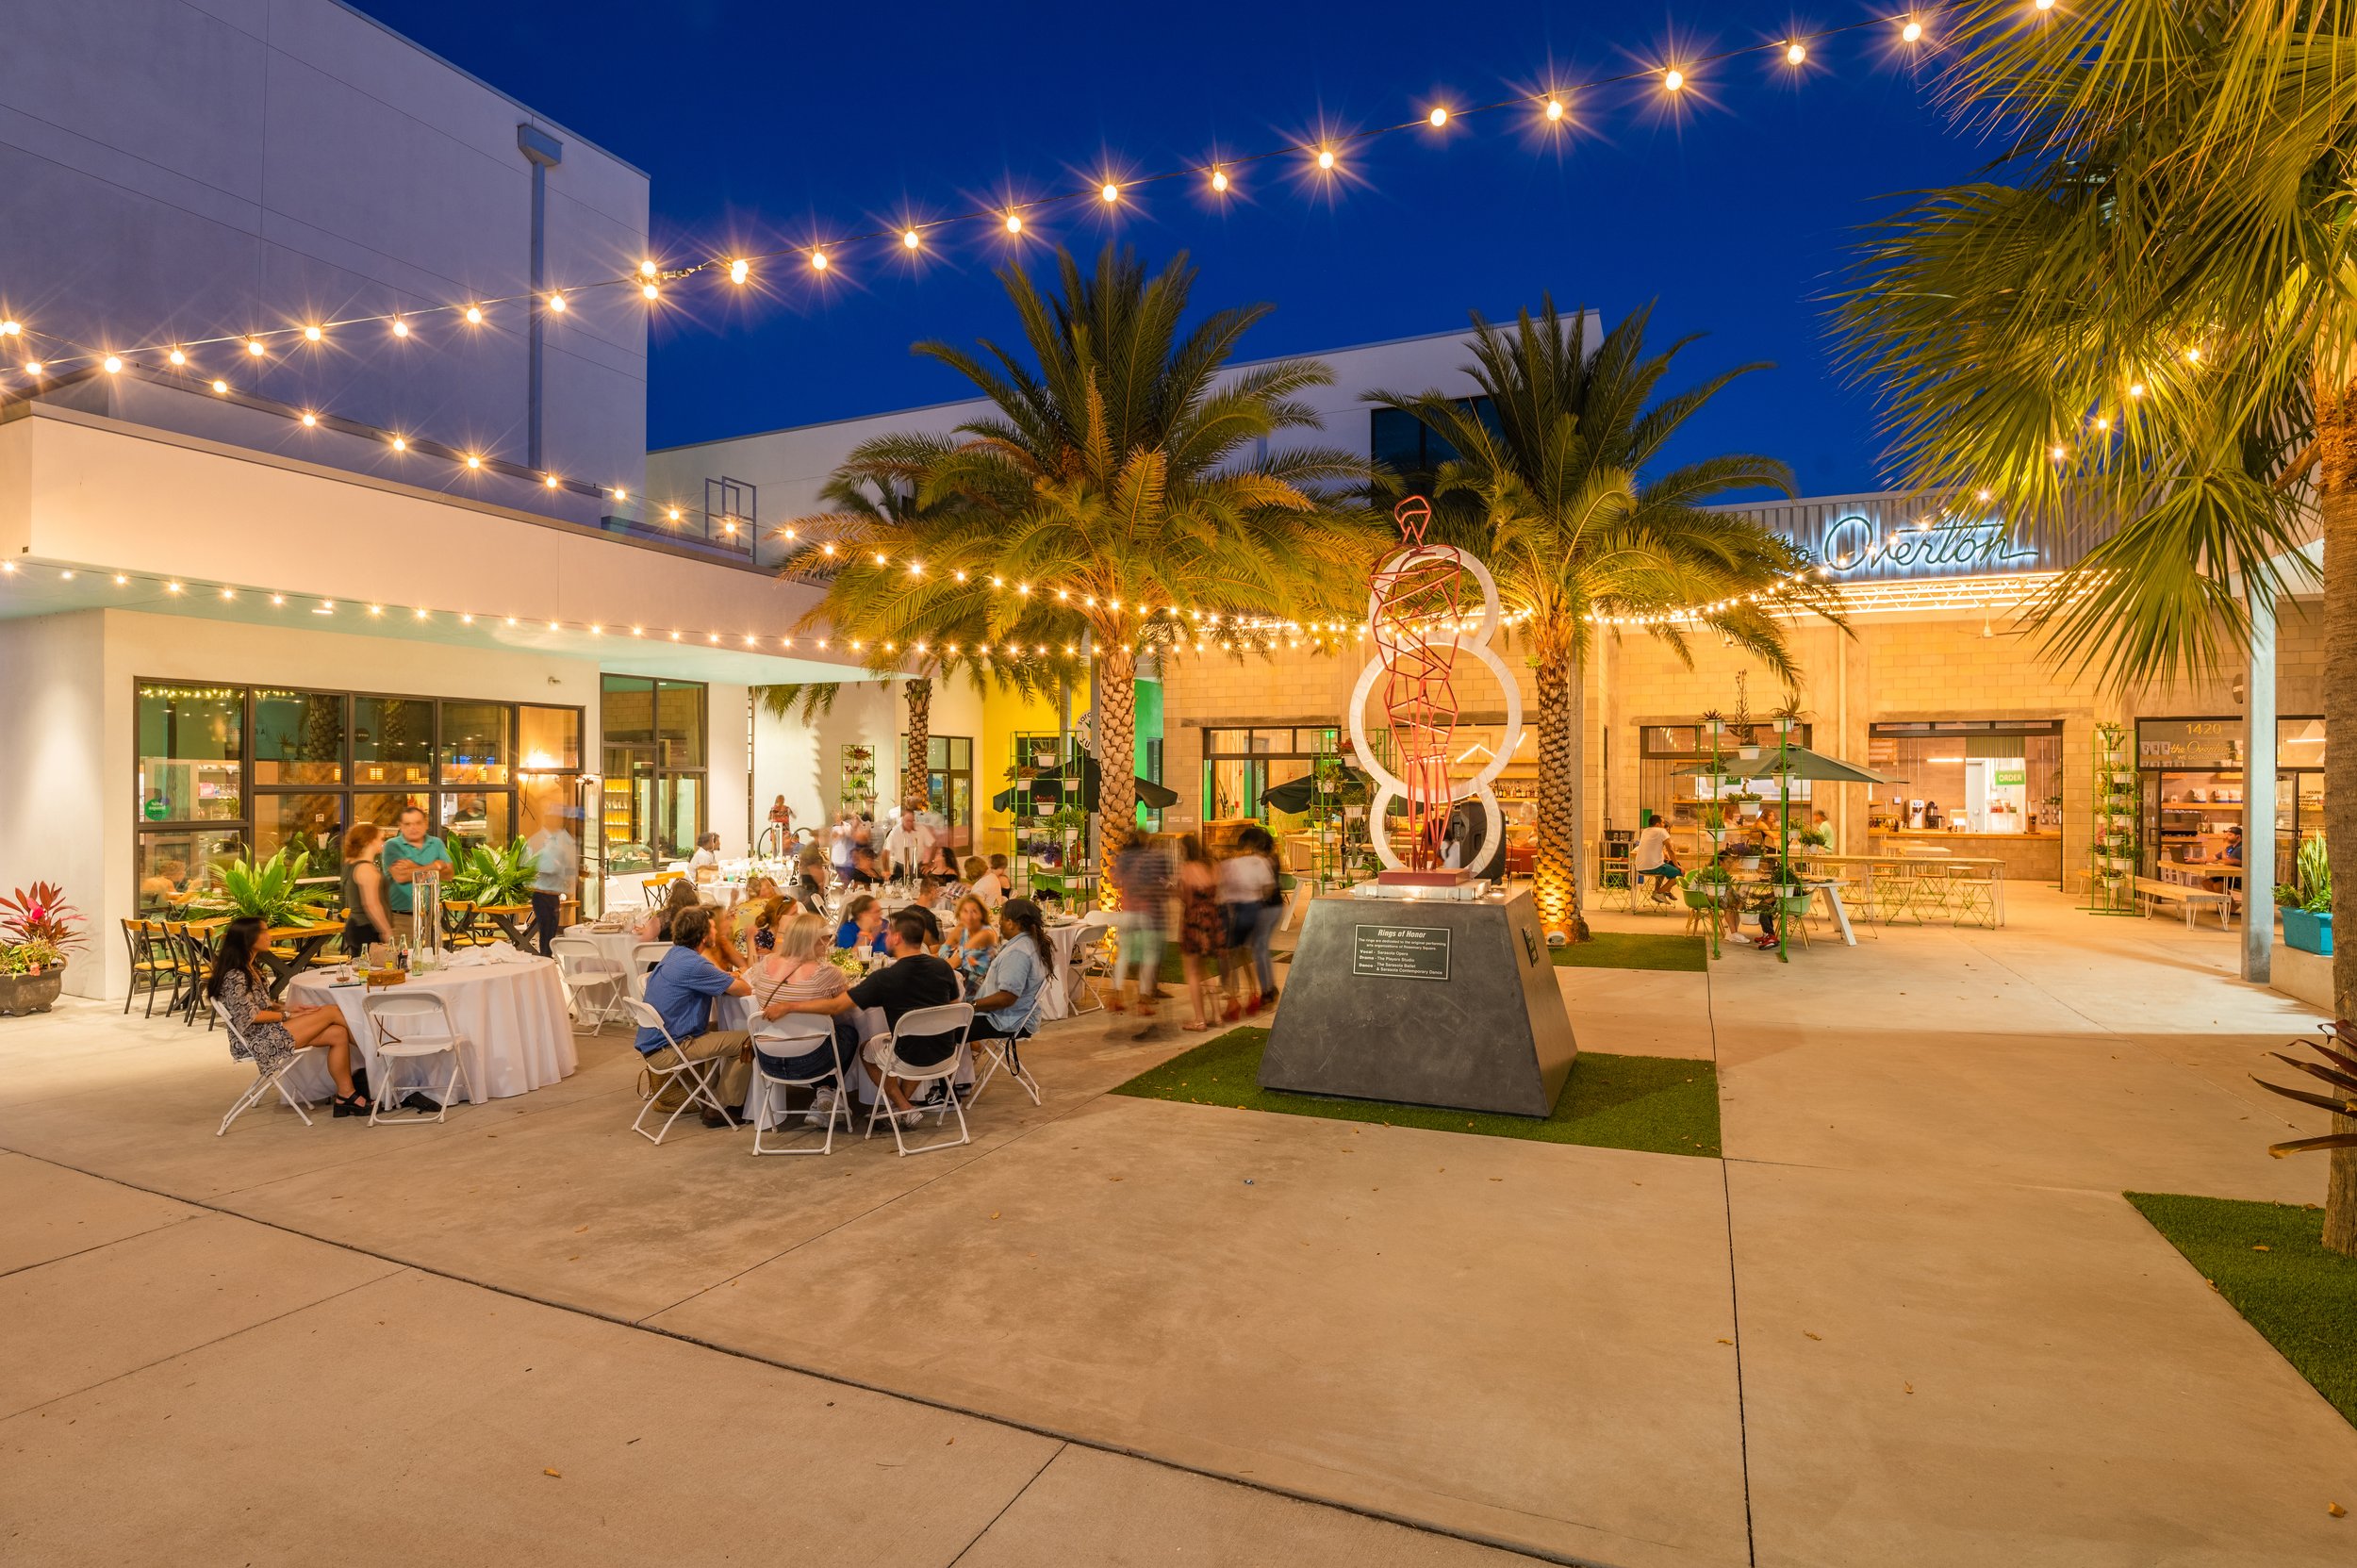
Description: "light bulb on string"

(1663, 68), (1685, 91)
(391, 317), (409, 338)
(729, 258), (750, 284)
(209, 378), (226, 393)
(1542, 96), (1566, 122)
(246, 337), (266, 356)
(1426, 107), (1449, 127)
(1786, 41), (1806, 64)
(1004, 212), (1025, 234)
(810, 249), (829, 272)
(304, 324), (322, 342)
(1209, 167), (1230, 192)
(103, 355), (122, 373)
(902, 228), (921, 249)
(546, 292), (566, 312)
(464, 305), (483, 324)
(1902, 17), (1924, 41)
(1315, 147), (1337, 170)
(168, 348), (186, 366)
(24, 361), (42, 376)
(1100, 182), (1120, 203)
(639, 259), (658, 278)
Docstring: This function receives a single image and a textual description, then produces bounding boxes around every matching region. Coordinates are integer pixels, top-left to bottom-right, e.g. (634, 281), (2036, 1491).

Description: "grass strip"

(1113, 1026), (1720, 1158)
(2125, 1191), (2357, 1429)
(1550, 932), (1709, 972)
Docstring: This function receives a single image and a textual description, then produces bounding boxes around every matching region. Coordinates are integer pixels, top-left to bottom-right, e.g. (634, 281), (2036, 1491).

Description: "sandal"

(331, 1090), (374, 1118)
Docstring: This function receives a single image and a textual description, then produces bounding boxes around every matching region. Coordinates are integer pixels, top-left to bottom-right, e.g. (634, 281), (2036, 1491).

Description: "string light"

(810, 249), (830, 271)
(168, 348), (186, 366)
(1210, 167), (1230, 191)
(902, 228), (922, 249)
(304, 323), (323, 342)
(1901, 16), (1924, 41)
(465, 305), (483, 324)
(1100, 182), (1121, 203)
(1663, 68), (1686, 91)
(24, 361), (41, 376)
(1004, 212), (1024, 234)
(1786, 41), (1807, 64)
(729, 258), (750, 284)
(546, 292), (566, 312)
(1543, 97), (1566, 121)
(1426, 107), (1449, 127)
(392, 317), (409, 337)
(640, 259), (659, 278)
(102, 355), (122, 373)
(1315, 148), (1337, 170)
(209, 378), (225, 393)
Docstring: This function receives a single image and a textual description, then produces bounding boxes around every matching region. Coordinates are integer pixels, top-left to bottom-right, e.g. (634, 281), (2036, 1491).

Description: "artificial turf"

(1549, 931), (1709, 972)
(1112, 1026), (1722, 1158)
(2125, 1191), (2357, 1429)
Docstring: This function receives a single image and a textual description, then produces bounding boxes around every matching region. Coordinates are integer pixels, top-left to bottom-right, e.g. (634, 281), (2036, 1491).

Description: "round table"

(283, 956), (576, 1104)
(1037, 919), (1100, 1020)
(562, 923), (648, 978)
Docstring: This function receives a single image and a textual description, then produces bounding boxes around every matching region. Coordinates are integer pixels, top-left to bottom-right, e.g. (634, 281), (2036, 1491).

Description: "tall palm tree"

(1836, 0), (2354, 1250)
(1372, 300), (1835, 942)
(814, 246), (1375, 859)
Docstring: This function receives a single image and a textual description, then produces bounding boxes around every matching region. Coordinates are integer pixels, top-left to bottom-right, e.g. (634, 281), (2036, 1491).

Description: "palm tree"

(1371, 300), (1835, 942)
(1835, 0), (2354, 1251)
(811, 246), (1375, 860)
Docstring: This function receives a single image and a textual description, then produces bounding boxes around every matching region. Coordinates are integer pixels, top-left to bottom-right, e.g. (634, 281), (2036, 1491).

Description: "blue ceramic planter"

(2282, 907), (2333, 956)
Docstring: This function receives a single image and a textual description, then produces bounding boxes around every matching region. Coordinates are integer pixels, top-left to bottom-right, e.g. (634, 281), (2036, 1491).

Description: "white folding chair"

(967, 996), (1044, 1107)
(748, 1014), (849, 1156)
(212, 999), (319, 1136)
(549, 936), (629, 1030)
(359, 990), (473, 1126)
(864, 1002), (974, 1156)
(1063, 916), (1113, 1015)
(629, 942), (673, 1002)
(623, 998), (737, 1145)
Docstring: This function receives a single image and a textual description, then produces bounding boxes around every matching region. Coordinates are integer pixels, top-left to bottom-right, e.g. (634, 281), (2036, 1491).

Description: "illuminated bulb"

(220, 587), (235, 600)
(103, 355), (123, 373)
(1427, 107), (1448, 127)
(907, 561), (922, 576)
(1210, 168), (1229, 191)
(1902, 18), (1923, 41)
(1543, 97), (1565, 121)
(413, 607), (427, 619)
(168, 348), (186, 366)
(667, 507), (682, 521)
(465, 454), (483, 470)
(546, 292), (566, 312)
(209, 378), (227, 394)
(706, 633), (718, 644)
(590, 623), (602, 635)
(729, 258), (750, 285)
(460, 614), (472, 624)
(1786, 41), (1806, 64)
(2127, 382), (2146, 398)
(2036, 0), (2054, 8)
(60, 569), (73, 580)
(549, 620), (561, 632)
(1977, 488), (1991, 502)
(2051, 444), (2069, 459)
(639, 259), (658, 277)
(167, 581), (184, 593)
(300, 412), (317, 426)
(901, 228), (921, 249)
(25, 361), (42, 375)
(391, 436), (406, 451)
(802, 247), (827, 272)
(1316, 148), (1336, 170)
(668, 630), (680, 640)
(543, 474), (559, 488)
(1005, 212), (1024, 234)
(2184, 346), (2201, 363)
(613, 487), (627, 501)
(641, 282), (659, 299)
(1100, 182), (1120, 203)
(2095, 417), (2110, 430)
(304, 324), (322, 342)
(246, 338), (266, 356)
(1664, 68), (1685, 91)
(465, 305), (483, 324)
(0, 321), (14, 335)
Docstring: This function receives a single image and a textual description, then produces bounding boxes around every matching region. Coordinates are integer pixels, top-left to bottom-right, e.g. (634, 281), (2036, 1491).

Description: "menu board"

(2137, 718), (2243, 770)
(1352, 923), (1452, 982)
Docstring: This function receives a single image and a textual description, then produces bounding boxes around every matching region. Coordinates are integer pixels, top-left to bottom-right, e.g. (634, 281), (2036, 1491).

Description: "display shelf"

(2085, 722), (2139, 916)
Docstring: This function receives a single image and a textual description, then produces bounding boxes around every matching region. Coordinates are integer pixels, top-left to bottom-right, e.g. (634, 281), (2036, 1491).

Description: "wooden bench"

(2133, 876), (2232, 930)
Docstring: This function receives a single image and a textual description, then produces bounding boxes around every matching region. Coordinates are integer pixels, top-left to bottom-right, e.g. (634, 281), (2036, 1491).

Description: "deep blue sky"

(357, 0), (1986, 496)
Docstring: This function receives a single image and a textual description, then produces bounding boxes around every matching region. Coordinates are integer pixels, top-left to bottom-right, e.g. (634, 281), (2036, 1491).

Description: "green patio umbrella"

(990, 757), (1178, 814)
(1259, 767), (1371, 815)
(1673, 745), (1888, 785)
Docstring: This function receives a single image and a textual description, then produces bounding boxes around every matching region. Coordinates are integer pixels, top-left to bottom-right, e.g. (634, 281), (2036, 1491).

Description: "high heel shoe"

(331, 1091), (373, 1118)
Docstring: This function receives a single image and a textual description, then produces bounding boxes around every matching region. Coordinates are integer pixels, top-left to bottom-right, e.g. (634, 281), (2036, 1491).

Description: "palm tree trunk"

(1532, 640), (1579, 942)
(2314, 370), (2357, 1257)
(902, 676), (931, 815)
(1095, 642), (1138, 870)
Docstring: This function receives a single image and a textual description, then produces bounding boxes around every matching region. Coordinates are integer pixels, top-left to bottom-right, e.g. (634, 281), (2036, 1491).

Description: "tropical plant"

(191, 849), (335, 928)
(1370, 299), (1842, 941)
(0, 938), (64, 975)
(1834, 0), (2354, 1252)
(447, 840), (540, 907)
(2250, 1019), (2357, 1158)
(2276, 834), (2332, 916)
(787, 247), (1376, 868)
(0, 883), (85, 955)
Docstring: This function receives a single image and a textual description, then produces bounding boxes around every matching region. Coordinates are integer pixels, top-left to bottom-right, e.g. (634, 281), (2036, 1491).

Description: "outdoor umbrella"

(990, 756), (1178, 814)
(1673, 745), (1888, 785)
(1258, 767), (1371, 815)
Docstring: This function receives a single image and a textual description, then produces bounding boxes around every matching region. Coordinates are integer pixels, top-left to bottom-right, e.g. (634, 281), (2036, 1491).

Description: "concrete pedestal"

(1259, 888), (1576, 1116)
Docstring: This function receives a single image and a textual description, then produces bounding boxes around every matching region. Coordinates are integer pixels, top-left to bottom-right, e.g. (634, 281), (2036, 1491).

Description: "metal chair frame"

(622, 998), (738, 1145)
(360, 990), (473, 1126)
(864, 1002), (975, 1156)
(748, 1014), (849, 1156)
(211, 999), (319, 1135)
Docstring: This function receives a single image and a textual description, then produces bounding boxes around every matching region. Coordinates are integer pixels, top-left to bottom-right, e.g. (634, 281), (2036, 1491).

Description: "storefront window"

(353, 697), (434, 786)
(602, 675), (707, 870)
(437, 790), (507, 853)
(519, 705), (582, 772)
(1637, 721), (1818, 855)
(252, 690), (344, 785)
(2136, 718), (2249, 876)
(1202, 727), (1343, 824)
(1870, 721), (2062, 835)
(137, 827), (247, 914)
(439, 701), (509, 785)
(903, 735), (974, 851)
(256, 792), (344, 865)
(136, 684), (243, 823)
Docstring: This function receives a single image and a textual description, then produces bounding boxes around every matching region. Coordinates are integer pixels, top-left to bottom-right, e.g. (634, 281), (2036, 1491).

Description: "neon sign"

(1815, 513), (2038, 580)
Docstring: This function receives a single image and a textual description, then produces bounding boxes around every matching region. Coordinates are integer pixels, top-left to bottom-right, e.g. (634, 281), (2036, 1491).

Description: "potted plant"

(447, 840), (541, 907)
(1682, 865), (1732, 912)
(0, 883), (85, 1015)
(188, 849), (335, 928)
(2277, 835), (2332, 956)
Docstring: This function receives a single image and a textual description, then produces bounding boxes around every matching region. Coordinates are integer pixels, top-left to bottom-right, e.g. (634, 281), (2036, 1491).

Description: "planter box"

(2282, 907), (2333, 957)
(0, 966), (64, 1015)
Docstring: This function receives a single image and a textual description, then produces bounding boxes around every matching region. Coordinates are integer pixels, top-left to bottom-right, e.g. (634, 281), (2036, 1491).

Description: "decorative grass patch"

(1113, 1027), (1720, 1158)
(2125, 1191), (2357, 1428)
(1550, 932), (1708, 972)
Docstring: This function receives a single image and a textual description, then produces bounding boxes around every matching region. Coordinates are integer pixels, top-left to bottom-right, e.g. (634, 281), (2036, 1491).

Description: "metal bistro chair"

(1945, 863), (1999, 929)
(212, 998), (319, 1136)
(747, 1013), (850, 1156)
(865, 1002), (975, 1157)
(621, 998), (738, 1146)
(967, 996), (1045, 1108)
(166, 922), (222, 1029)
(359, 990), (474, 1126)
(123, 918), (183, 1018)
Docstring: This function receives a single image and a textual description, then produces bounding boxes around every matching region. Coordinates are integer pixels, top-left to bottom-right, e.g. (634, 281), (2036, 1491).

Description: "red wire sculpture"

(1368, 497), (1465, 873)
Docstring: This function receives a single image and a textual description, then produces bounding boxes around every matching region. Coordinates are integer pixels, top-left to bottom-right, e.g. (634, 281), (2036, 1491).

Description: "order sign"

(1352, 923), (1452, 982)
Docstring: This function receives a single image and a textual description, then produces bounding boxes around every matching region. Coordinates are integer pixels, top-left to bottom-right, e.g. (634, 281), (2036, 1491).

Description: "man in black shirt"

(772, 909), (963, 1121)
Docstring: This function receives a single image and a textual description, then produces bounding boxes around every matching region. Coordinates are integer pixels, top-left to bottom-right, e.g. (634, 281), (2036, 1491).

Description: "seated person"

(898, 900), (944, 952)
(946, 895), (999, 995)
(632, 906), (754, 1127)
(833, 893), (885, 957)
(1629, 820), (1681, 902)
(743, 896), (790, 958)
(635, 879), (701, 944)
(2218, 824), (2245, 867)
(846, 843), (882, 888)
(769, 910), (963, 1124)
(746, 913), (861, 1122)
(792, 848), (832, 916)
(969, 854), (1012, 907)
(967, 897), (1053, 1050)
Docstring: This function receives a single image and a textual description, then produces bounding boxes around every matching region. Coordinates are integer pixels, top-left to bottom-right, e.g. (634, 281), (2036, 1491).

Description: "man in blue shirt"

(635, 906), (754, 1127)
(381, 805), (454, 918)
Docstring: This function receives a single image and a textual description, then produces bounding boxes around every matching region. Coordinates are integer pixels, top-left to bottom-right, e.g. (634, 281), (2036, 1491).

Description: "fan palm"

(798, 246), (1376, 856)
(1371, 299), (1836, 941)
(1834, 0), (2353, 1250)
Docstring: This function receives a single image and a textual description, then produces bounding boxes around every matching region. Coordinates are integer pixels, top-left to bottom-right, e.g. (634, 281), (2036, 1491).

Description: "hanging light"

(1004, 211), (1025, 234)
(810, 249), (830, 271)
(902, 227), (921, 249)
(1543, 96), (1565, 121)
(168, 348), (187, 366)
(1902, 16), (1924, 41)
(246, 337), (267, 355)
(304, 324), (323, 342)
(1315, 147), (1337, 170)
(1209, 167), (1230, 192)
(1786, 41), (1806, 64)
(546, 292), (567, 312)
(1664, 68), (1686, 91)
(391, 317), (410, 338)
(1426, 107), (1449, 127)
(728, 258), (750, 284)
(1100, 181), (1121, 203)
(465, 305), (484, 324)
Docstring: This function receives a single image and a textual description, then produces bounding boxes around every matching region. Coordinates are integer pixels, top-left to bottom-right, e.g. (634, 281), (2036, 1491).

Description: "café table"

(1727, 875), (1857, 948)
(1805, 851), (2007, 928)
(186, 917), (341, 999)
(468, 901), (537, 949)
(283, 948), (576, 1104)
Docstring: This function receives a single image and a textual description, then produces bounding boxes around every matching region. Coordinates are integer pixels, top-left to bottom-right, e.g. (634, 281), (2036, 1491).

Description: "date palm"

(1372, 299), (1833, 942)
(818, 246), (1375, 858)
(1835, 0), (2353, 1249)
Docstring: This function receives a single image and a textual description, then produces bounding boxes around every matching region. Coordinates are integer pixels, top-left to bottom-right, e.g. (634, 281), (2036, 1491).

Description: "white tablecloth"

(1037, 919), (1103, 1020)
(283, 954), (577, 1104)
(563, 923), (651, 977)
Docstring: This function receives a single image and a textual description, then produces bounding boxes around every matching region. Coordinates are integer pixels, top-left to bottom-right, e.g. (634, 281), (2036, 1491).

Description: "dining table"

(282, 948), (577, 1104)
(186, 917), (342, 999)
(469, 901), (538, 949)
(1804, 851), (2009, 927)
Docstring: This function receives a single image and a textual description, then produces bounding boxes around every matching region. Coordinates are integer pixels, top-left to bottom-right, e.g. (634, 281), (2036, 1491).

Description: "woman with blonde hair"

(747, 913), (859, 1124)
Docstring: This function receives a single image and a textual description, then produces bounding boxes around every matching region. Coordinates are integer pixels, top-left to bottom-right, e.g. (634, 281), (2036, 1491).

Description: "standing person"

(207, 916), (371, 1115)
(380, 804), (454, 940)
(1175, 834), (1224, 1032)
(634, 905), (755, 1128)
(882, 808), (935, 884)
(523, 809), (578, 955)
(767, 794), (793, 838)
(1225, 825), (1284, 1017)
(1107, 834), (1170, 1017)
(1629, 818), (1681, 903)
(830, 812), (857, 882)
(338, 822), (398, 966)
(1215, 832), (1275, 1020)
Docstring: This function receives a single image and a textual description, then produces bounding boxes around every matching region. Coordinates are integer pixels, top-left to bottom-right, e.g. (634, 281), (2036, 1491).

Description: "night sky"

(354, 1), (1987, 497)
